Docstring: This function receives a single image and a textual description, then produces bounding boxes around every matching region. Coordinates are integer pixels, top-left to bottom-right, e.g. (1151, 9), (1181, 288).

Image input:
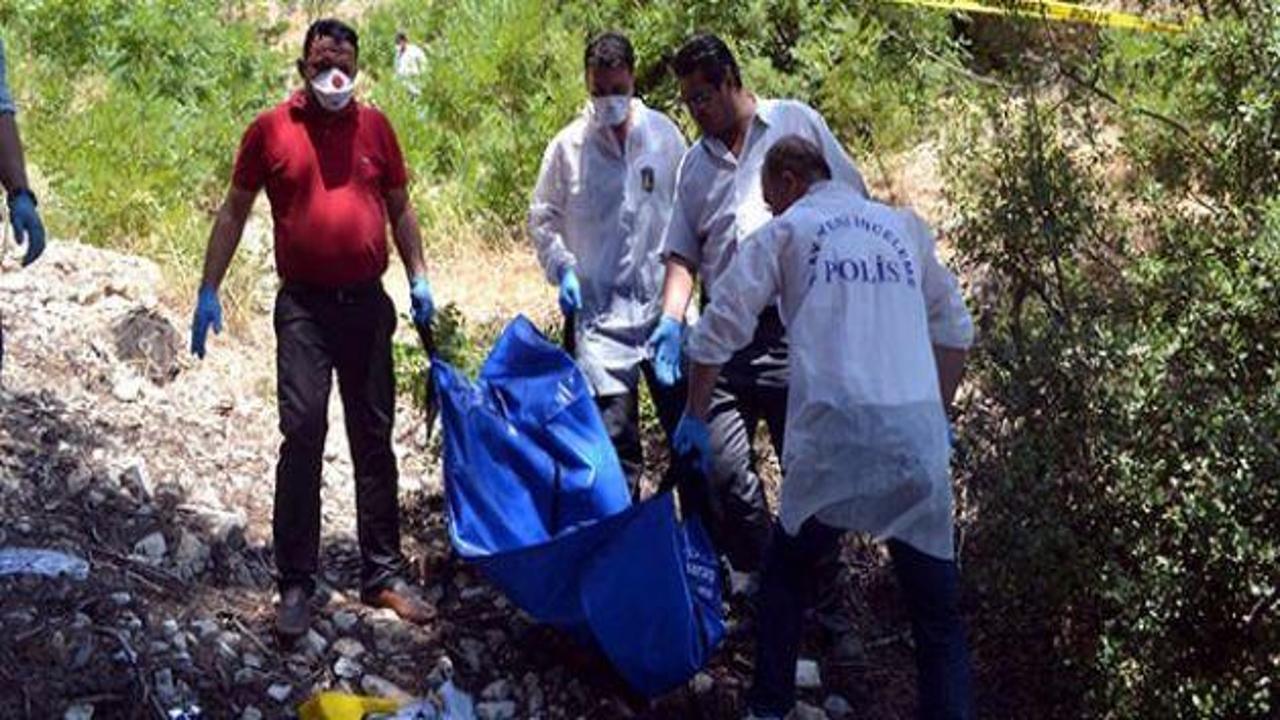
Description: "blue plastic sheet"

(433, 316), (724, 697)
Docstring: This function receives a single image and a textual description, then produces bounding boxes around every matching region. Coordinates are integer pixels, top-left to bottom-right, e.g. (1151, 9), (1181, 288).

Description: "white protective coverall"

(685, 180), (975, 559)
(528, 98), (687, 395)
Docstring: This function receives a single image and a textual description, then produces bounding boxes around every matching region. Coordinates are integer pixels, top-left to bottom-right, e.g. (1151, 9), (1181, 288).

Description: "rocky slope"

(0, 242), (917, 719)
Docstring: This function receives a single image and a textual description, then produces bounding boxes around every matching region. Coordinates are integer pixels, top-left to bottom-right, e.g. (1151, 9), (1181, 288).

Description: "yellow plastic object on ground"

(297, 692), (402, 720)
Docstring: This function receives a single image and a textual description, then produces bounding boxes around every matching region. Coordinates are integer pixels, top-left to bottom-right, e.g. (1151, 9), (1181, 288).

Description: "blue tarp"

(433, 316), (724, 697)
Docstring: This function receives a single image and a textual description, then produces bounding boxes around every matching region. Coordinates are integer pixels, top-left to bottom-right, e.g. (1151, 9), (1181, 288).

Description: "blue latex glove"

(190, 286), (223, 359)
(673, 412), (713, 477)
(9, 191), (45, 267)
(558, 267), (583, 317)
(647, 315), (684, 386)
(410, 275), (434, 329)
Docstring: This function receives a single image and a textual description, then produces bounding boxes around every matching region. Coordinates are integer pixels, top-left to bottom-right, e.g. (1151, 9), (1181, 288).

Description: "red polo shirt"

(232, 91), (409, 287)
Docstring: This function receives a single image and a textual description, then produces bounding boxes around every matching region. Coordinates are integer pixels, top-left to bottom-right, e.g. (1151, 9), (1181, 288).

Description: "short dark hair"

(672, 33), (741, 88)
(395, 31), (407, 43)
(765, 135), (832, 184)
(584, 31), (634, 73)
(304, 18), (359, 58)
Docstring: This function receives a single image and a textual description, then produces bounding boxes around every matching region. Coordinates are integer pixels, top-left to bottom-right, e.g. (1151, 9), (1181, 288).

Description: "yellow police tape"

(885, 0), (1189, 33)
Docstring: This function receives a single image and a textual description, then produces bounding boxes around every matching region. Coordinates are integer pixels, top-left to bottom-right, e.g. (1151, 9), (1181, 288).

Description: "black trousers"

(594, 360), (686, 500)
(749, 520), (973, 718)
(273, 282), (405, 595)
(695, 307), (790, 574)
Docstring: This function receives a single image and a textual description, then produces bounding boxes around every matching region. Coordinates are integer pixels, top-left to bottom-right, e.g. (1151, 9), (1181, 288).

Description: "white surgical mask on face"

(591, 95), (631, 127)
(311, 67), (356, 112)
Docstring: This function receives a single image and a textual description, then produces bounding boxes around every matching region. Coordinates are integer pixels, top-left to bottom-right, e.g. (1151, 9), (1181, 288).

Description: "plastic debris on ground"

(0, 547), (90, 580)
(298, 682), (475, 720)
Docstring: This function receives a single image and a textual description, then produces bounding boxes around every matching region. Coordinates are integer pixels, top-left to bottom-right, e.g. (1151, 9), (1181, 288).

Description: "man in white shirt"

(649, 33), (868, 576)
(676, 135), (974, 720)
(528, 32), (688, 497)
(394, 31), (426, 79)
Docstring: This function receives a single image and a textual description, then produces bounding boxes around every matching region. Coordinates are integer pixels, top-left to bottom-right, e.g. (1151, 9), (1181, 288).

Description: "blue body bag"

(433, 316), (724, 697)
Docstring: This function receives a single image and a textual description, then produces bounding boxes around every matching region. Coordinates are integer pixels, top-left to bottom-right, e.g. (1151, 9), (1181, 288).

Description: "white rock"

(133, 531), (167, 561)
(109, 592), (132, 606)
(266, 683), (292, 703)
(333, 655), (363, 679)
(360, 673), (413, 703)
(153, 668), (178, 704)
(791, 701), (829, 720)
(172, 530), (210, 575)
(239, 707), (263, 720)
(475, 701), (517, 720)
(301, 629), (328, 657)
(795, 658), (822, 690)
(331, 610), (358, 633)
(332, 637), (366, 658)
(481, 679), (512, 701)
(242, 652), (264, 669)
(691, 672), (714, 695)
(63, 704), (94, 720)
(112, 376), (143, 403)
(823, 694), (853, 718)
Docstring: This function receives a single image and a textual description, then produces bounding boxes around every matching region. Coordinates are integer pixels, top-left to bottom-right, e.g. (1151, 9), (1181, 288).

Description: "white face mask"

(311, 68), (356, 112)
(591, 95), (631, 128)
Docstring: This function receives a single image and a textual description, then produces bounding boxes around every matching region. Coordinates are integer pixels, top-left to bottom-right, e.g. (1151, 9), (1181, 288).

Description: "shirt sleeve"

(527, 138), (576, 284)
(805, 104), (868, 198)
(907, 211), (974, 349)
(685, 221), (785, 365)
(0, 38), (16, 115)
(231, 117), (268, 192)
(378, 113), (409, 191)
(660, 151), (702, 269)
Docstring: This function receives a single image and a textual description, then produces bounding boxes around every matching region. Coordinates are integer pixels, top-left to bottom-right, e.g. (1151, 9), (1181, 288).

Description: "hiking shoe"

(362, 577), (437, 625)
(275, 585), (311, 640)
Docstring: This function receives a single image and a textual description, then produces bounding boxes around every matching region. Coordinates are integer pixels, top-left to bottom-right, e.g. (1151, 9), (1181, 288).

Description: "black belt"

(282, 278), (383, 303)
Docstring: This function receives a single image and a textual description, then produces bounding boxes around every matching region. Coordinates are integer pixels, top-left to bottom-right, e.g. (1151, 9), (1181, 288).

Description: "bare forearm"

(686, 362), (721, 420)
(199, 201), (248, 290)
(0, 114), (29, 193)
(934, 345), (968, 414)
(392, 208), (428, 279)
(661, 258), (696, 321)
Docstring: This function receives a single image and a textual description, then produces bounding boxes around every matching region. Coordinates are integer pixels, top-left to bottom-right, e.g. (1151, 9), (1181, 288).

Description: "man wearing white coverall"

(675, 136), (974, 719)
(651, 33), (869, 577)
(528, 31), (688, 496)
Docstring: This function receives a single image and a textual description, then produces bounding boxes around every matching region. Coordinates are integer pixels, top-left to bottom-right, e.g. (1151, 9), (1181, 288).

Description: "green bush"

(948, 7), (1278, 717)
(359, 0), (958, 246)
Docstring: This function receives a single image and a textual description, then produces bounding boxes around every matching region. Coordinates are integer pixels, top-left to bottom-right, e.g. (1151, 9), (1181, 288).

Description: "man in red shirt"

(191, 19), (436, 639)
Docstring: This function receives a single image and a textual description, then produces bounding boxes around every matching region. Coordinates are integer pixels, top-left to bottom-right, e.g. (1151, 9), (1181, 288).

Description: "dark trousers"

(594, 360), (686, 500)
(749, 520), (973, 719)
(701, 374), (784, 573)
(273, 282), (406, 595)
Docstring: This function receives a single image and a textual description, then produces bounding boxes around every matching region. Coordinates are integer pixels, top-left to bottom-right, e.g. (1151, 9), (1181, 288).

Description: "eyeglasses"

(681, 88), (716, 110)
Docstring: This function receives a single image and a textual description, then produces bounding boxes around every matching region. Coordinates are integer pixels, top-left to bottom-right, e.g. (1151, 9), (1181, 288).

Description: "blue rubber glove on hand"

(9, 191), (45, 267)
(410, 275), (434, 330)
(190, 286), (223, 359)
(673, 412), (713, 477)
(648, 315), (684, 386)
(558, 267), (583, 317)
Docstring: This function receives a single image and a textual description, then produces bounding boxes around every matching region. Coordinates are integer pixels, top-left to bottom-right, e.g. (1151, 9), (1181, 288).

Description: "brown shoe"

(363, 578), (436, 625)
(275, 585), (311, 639)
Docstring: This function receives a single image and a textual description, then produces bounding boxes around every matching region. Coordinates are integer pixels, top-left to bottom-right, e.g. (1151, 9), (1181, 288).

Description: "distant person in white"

(394, 31), (426, 79)
(675, 135), (975, 719)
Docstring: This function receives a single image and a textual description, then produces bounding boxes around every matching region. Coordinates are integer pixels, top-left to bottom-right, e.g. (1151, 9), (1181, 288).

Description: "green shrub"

(948, 7), (1278, 716)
